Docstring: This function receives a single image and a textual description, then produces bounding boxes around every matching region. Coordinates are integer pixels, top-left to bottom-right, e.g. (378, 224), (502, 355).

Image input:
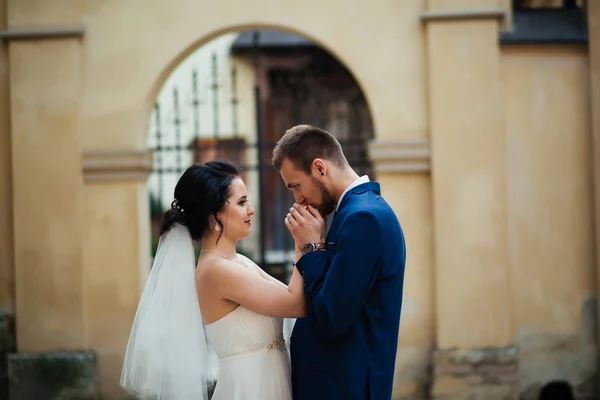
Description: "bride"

(120, 160), (317, 399)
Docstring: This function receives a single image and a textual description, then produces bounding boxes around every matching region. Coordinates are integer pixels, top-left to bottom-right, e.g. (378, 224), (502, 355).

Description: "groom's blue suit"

(292, 182), (406, 400)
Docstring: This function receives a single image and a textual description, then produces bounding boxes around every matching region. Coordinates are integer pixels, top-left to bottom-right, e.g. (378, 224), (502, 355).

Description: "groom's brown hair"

(271, 125), (348, 174)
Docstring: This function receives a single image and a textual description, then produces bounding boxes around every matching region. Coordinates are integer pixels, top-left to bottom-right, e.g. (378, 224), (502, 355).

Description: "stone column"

(6, 9), (98, 397)
(0, 0), (13, 315)
(0, 2), (15, 398)
(81, 149), (153, 399)
(10, 32), (86, 354)
(423, 1), (516, 398)
(588, 1), (600, 395)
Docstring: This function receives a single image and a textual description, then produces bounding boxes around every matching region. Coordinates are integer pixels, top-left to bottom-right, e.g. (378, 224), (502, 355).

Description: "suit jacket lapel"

(336, 182), (381, 212)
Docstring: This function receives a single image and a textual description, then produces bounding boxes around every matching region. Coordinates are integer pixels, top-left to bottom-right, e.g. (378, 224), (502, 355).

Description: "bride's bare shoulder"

(196, 257), (245, 286)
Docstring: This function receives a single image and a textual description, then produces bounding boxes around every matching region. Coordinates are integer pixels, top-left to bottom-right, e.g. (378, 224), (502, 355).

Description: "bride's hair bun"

(160, 160), (242, 241)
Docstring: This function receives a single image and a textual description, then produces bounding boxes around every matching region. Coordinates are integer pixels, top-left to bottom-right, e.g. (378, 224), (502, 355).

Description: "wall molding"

(0, 27), (85, 42)
(82, 149), (153, 182)
(420, 8), (505, 22)
(368, 138), (430, 173)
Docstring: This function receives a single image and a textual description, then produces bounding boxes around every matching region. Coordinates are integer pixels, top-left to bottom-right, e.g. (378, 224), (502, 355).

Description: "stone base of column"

(0, 311), (16, 400)
(8, 350), (98, 400)
(432, 346), (518, 400)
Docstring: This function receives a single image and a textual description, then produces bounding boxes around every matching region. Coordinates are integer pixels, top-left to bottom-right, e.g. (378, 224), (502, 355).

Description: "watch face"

(303, 242), (315, 253)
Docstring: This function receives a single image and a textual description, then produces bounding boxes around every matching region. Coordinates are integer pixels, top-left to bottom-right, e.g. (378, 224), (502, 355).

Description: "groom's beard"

(311, 177), (336, 217)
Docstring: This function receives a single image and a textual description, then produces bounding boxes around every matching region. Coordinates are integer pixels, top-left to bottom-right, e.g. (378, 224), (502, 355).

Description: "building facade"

(0, 0), (599, 398)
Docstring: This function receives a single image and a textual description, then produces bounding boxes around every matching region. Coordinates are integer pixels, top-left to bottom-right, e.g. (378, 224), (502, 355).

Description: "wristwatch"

(302, 242), (327, 255)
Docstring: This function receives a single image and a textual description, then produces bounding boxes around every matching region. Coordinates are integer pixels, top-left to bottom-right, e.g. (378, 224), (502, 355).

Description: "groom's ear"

(312, 158), (327, 177)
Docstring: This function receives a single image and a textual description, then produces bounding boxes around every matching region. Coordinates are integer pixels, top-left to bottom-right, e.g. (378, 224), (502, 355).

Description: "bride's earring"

(215, 225), (220, 231)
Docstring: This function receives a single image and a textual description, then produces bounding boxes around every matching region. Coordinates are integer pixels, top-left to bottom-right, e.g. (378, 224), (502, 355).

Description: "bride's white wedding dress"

(206, 256), (292, 400)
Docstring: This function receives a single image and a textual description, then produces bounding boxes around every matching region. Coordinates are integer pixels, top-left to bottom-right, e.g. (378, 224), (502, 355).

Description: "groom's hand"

(285, 203), (325, 248)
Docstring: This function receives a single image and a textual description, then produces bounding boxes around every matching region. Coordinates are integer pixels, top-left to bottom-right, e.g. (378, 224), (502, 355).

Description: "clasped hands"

(284, 203), (325, 252)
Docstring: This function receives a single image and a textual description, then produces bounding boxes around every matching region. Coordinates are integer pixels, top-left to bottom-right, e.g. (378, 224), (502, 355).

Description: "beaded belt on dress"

(267, 333), (286, 351)
(220, 333), (287, 362)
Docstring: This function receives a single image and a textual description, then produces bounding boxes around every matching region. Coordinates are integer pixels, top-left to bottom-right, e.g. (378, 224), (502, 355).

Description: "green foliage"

(8, 352), (98, 399)
(149, 192), (164, 218)
(151, 234), (160, 258)
(150, 192), (165, 258)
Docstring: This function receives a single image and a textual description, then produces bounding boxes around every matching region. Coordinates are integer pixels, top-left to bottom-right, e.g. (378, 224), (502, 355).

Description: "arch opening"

(145, 28), (376, 281)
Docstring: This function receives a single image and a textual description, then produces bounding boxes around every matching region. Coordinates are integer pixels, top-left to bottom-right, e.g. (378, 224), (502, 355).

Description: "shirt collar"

(334, 175), (370, 212)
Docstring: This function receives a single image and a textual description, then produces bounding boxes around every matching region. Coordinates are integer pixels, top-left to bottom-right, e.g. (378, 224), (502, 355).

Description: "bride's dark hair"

(160, 160), (242, 242)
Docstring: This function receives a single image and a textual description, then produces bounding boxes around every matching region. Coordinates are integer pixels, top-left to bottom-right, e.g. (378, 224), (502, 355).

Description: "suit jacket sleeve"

(296, 210), (383, 339)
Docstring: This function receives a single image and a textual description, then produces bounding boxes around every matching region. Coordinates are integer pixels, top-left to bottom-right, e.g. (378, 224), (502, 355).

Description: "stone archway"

(146, 28), (378, 282)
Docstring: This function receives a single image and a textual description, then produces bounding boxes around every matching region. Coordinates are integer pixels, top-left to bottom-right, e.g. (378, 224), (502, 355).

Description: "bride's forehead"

(229, 177), (247, 193)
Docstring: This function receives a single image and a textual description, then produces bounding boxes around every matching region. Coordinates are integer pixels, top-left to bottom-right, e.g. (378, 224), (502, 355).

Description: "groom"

(272, 125), (406, 399)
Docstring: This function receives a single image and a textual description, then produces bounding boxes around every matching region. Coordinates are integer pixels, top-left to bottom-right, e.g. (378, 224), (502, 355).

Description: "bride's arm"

(253, 264), (287, 288)
(253, 254), (301, 289)
(202, 258), (306, 318)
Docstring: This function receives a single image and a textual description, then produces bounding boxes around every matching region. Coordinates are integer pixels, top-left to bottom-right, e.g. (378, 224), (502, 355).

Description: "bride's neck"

(201, 234), (237, 259)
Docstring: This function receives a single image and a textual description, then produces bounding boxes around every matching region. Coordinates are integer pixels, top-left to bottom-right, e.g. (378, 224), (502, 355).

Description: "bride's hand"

(285, 203), (325, 246)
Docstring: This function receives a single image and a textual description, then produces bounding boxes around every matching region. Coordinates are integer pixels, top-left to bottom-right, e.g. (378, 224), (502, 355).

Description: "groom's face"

(279, 158), (335, 216)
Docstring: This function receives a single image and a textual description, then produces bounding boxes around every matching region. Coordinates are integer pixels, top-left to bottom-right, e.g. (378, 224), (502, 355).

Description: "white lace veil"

(120, 223), (219, 399)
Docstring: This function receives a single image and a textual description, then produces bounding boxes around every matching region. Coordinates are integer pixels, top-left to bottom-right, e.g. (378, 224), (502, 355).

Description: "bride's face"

(216, 177), (255, 241)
